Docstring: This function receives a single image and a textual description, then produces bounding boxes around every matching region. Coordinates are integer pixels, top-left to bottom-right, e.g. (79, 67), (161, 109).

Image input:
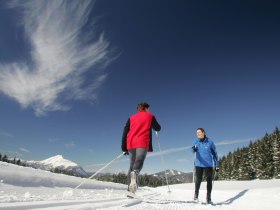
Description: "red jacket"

(122, 110), (161, 152)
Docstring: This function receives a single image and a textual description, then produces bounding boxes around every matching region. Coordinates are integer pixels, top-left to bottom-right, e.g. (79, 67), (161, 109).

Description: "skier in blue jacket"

(192, 128), (219, 204)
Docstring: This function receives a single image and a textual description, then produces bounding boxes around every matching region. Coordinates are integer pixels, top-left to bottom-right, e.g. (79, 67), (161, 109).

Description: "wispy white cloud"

(65, 141), (75, 148)
(0, 0), (112, 116)
(84, 148), (186, 171)
(84, 155), (129, 172)
(84, 138), (254, 170)
(0, 130), (14, 138)
(48, 138), (59, 143)
(19, 147), (31, 153)
(147, 146), (191, 157)
(215, 138), (254, 146)
(84, 148), (94, 153)
(177, 158), (190, 163)
(148, 138), (254, 158)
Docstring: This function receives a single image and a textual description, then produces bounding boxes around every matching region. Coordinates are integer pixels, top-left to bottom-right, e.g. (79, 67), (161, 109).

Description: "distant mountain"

(24, 155), (88, 177)
(152, 169), (194, 183)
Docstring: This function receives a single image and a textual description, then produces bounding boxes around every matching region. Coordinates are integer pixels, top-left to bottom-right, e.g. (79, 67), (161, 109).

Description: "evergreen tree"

(248, 141), (257, 179)
(2, 155), (8, 162)
(238, 147), (253, 180)
(232, 148), (241, 180)
(272, 127), (280, 178)
(218, 156), (226, 179)
(219, 128), (280, 180)
(16, 159), (21, 165)
(225, 153), (232, 179)
(265, 134), (275, 178)
(226, 152), (233, 180)
(255, 135), (271, 178)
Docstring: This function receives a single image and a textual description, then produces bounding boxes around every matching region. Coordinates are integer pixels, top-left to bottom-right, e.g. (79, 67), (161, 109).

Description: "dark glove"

(192, 145), (198, 152)
(122, 151), (129, 156)
(215, 167), (219, 172)
(121, 144), (127, 152)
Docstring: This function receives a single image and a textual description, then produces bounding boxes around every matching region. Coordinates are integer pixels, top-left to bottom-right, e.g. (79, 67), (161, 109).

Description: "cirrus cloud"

(19, 147), (31, 153)
(0, 0), (112, 116)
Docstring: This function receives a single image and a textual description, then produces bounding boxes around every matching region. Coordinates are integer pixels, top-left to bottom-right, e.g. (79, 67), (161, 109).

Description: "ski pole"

(193, 148), (196, 183)
(212, 156), (218, 187)
(74, 153), (125, 189)
(155, 131), (171, 193)
(212, 170), (216, 187)
(212, 168), (218, 187)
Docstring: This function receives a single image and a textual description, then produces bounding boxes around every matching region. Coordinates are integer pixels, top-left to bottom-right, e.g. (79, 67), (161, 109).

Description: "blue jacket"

(192, 137), (219, 168)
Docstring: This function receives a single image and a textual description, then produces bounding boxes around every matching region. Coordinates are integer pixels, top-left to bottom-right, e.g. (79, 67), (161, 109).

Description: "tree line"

(0, 154), (21, 165)
(218, 127), (280, 180)
(95, 172), (181, 188)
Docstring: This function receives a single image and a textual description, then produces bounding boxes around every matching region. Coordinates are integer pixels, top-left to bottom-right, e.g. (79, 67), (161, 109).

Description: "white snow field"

(1, 161), (280, 210)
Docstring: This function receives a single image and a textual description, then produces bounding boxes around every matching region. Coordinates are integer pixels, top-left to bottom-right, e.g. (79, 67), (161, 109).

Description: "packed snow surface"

(1, 161), (279, 209)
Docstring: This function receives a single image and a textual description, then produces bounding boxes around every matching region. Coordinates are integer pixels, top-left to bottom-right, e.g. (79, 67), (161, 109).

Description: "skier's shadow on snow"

(215, 189), (249, 205)
(143, 189), (249, 206)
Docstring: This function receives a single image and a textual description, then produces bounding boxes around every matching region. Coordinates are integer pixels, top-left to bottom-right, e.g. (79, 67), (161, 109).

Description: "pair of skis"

(123, 195), (143, 207)
(126, 191), (138, 199)
(194, 199), (215, 205)
(122, 191), (143, 208)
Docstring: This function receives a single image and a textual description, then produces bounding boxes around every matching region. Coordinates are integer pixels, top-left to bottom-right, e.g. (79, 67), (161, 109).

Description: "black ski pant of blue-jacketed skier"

(127, 148), (147, 188)
(195, 166), (213, 198)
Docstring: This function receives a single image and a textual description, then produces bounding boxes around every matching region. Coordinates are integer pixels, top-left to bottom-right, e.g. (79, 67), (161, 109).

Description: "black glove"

(192, 145), (198, 152)
(121, 144), (127, 152)
(122, 151), (129, 156)
(215, 167), (219, 172)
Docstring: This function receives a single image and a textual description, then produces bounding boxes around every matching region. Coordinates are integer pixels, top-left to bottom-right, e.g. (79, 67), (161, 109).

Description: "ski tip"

(126, 191), (136, 199)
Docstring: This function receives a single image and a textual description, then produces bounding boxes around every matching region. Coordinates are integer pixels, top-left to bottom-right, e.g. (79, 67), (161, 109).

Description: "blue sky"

(0, 0), (280, 174)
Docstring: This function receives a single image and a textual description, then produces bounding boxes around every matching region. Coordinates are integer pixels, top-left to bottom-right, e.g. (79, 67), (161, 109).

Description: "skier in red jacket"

(122, 102), (161, 195)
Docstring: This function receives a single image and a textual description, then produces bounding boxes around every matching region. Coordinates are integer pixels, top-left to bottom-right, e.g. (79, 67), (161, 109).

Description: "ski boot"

(129, 170), (138, 194)
(206, 194), (212, 204)
(194, 193), (199, 202)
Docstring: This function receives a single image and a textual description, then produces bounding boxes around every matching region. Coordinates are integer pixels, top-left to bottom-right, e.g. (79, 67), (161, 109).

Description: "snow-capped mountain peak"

(25, 155), (88, 177)
(152, 169), (193, 183)
(40, 155), (78, 168)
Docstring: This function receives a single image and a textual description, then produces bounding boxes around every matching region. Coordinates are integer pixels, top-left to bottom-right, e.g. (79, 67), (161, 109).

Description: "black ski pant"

(127, 148), (147, 188)
(195, 166), (213, 197)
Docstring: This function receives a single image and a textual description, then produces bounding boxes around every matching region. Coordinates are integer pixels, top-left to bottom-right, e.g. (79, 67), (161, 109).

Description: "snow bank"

(0, 162), (126, 189)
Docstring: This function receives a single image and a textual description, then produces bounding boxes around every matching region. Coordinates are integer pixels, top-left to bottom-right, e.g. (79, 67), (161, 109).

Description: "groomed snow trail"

(1, 162), (280, 210)
(1, 184), (279, 210)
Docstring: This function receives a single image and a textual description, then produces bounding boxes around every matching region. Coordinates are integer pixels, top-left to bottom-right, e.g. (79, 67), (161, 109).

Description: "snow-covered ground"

(1, 161), (279, 210)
